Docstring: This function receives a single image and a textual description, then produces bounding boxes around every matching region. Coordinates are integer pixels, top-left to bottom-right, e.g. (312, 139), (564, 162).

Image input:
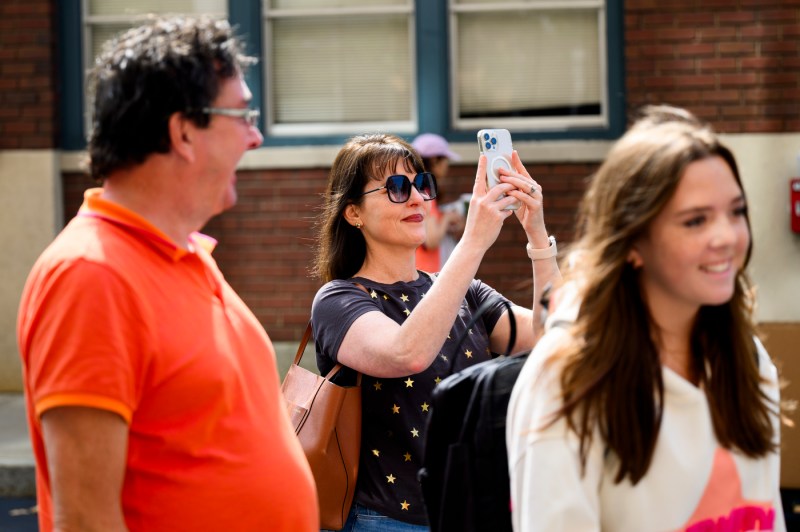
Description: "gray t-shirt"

(311, 272), (510, 525)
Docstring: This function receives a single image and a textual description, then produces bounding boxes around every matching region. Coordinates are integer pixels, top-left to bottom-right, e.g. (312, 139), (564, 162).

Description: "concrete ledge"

(0, 394), (34, 497)
(0, 466), (34, 497)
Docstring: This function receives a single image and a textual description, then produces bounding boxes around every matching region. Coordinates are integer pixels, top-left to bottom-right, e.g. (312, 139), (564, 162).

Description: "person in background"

(17, 16), (317, 531)
(311, 133), (561, 530)
(507, 105), (786, 531)
(411, 133), (466, 272)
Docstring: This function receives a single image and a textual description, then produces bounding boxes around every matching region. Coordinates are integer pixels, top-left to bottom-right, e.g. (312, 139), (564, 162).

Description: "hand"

(497, 151), (549, 247)
(460, 155), (517, 252)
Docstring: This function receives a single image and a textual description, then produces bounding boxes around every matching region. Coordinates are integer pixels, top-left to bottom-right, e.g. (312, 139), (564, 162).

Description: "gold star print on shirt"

(321, 275), (509, 521)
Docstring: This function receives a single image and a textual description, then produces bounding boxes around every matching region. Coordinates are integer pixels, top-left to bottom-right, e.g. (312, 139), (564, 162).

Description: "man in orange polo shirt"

(17, 16), (317, 531)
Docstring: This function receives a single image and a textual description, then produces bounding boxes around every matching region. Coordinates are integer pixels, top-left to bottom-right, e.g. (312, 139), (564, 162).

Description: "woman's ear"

(627, 248), (644, 269)
(343, 203), (361, 228)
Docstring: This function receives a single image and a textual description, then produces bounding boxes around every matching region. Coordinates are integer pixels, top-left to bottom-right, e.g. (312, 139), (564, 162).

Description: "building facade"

(1, 0), (798, 490)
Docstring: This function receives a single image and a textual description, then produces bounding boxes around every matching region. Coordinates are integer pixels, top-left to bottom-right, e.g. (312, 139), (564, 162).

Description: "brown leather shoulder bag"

(281, 321), (361, 531)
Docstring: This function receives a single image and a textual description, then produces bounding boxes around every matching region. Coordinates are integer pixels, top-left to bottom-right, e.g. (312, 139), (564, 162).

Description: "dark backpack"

(418, 299), (523, 532)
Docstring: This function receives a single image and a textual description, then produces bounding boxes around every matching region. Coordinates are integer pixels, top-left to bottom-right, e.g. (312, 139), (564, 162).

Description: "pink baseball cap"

(411, 133), (461, 161)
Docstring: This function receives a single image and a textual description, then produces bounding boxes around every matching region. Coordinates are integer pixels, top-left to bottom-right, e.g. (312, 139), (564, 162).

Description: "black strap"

(447, 298), (516, 375)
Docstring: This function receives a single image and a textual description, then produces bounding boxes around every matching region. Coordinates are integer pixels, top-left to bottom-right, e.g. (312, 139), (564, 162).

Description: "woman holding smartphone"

(311, 133), (560, 530)
(507, 106), (786, 531)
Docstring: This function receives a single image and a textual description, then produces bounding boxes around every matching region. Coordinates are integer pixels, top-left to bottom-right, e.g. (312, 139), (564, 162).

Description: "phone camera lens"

(483, 133), (490, 140)
(490, 137), (497, 145)
(484, 142), (492, 150)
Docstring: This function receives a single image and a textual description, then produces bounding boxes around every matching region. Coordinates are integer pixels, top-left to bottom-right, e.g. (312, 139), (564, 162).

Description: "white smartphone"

(477, 128), (520, 210)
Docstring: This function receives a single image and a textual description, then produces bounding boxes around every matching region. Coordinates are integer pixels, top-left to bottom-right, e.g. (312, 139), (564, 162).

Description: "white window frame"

(449, 0), (608, 132)
(262, 2), (418, 137)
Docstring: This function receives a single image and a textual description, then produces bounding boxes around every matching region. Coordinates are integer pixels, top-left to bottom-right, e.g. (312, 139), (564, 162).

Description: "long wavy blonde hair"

(553, 105), (775, 484)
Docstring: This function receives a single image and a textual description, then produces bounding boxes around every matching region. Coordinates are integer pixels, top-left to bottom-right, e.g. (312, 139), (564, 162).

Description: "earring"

(627, 250), (642, 269)
(355, 222), (362, 229)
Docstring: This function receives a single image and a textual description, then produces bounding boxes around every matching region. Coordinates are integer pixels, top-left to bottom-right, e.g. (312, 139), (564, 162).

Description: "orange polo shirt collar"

(78, 188), (217, 261)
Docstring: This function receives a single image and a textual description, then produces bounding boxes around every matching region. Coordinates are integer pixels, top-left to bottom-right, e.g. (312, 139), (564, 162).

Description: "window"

(58, 0), (622, 149)
(451, 0), (608, 131)
(262, 0), (416, 137)
(84, 1), (227, 65)
(80, 1), (228, 133)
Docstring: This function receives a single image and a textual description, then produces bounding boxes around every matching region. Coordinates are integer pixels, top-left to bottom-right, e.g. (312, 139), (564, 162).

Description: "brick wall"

(626, 0), (800, 132)
(62, 163), (593, 342)
(204, 163), (594, 340)
(0, 0), (57, 149)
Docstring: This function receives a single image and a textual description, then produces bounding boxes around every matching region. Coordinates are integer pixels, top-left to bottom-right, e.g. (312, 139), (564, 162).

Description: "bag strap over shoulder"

(292, 322), (314, 366)
(293, 321), (362, 383)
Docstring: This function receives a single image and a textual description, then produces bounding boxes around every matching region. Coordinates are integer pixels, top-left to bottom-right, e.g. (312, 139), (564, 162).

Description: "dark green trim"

(606, 0), (626, 139)
(57, 0), (84, 150)
(415, 1), (449, 137)
(229, 0), (264, 138)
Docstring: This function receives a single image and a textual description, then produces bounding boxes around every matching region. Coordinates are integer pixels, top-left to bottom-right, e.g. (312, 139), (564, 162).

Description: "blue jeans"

(324, 503), (429, 532)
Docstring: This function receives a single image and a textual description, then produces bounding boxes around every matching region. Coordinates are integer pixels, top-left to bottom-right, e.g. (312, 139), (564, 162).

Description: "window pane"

(90, 24), (133, 61)
(269, 0), (407, 9)
(456, 9), (601, 119)
(83, 1), (228, 135)
(453, 0), (595, 4)
(88, 0), (226, 16)
(270, 15), (411, 124)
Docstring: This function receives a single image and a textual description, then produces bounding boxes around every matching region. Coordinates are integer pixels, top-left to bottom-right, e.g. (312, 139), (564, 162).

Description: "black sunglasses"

(359, 173), (438, 203)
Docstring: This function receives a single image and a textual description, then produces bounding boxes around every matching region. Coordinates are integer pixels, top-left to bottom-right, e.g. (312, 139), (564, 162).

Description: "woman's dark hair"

(550, 105), (776, 484)
(87, 16), (255, 181)
(313, 133), (425, 282)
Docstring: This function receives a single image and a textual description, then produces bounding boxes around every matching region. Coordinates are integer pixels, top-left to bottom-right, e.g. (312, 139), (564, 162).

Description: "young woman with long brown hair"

(507, 106), (785, 531)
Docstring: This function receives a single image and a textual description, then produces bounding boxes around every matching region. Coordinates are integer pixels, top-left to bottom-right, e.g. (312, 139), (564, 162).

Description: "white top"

(507, 300), (785, 532)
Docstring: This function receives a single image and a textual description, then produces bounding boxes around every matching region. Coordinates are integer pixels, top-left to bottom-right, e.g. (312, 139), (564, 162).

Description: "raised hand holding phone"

(477, 129), (521, 211)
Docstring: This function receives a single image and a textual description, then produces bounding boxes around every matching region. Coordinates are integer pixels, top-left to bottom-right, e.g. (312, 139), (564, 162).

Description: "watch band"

(526, 235), (557, 260)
